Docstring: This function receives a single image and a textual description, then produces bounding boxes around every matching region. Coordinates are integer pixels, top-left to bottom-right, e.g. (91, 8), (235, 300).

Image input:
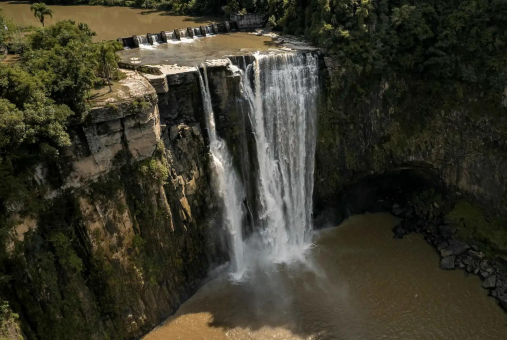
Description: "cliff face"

(1, 70), (224, 340)
(3, 50), (506, 339)
(315, 55), (507, 251)
(316, 57), (507, 208)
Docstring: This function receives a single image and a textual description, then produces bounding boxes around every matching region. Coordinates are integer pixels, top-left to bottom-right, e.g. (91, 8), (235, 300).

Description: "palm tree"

(30, 3), (53, 27)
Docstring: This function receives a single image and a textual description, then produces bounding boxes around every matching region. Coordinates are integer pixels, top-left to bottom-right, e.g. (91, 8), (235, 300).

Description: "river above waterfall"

(0, 3), (270, 46)
(117, 33), (273, 66)
(0, 3), (220, 41)
(143, 213), (507, 340)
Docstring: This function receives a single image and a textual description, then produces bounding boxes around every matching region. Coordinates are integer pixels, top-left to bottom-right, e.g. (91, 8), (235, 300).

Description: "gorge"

(1, 2), (507, 340)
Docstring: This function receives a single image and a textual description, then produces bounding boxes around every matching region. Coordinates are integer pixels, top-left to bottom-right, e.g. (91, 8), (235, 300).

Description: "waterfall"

(136, 35), (153, 49)
(240, 52), (319, 264)
(205, 26), (214, 35)
(198, 52), (318, 280)
(179, 29), (190, 39)
(166, 31), (177, 41)
(151, 34), (161, 45)
(197, 66), (247, 279)
(136, 35), (148, 45)
(194, 28), (202, 37)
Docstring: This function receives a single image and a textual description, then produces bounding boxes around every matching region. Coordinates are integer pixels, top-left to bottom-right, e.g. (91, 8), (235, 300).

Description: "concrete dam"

(118, 13), (267, 49)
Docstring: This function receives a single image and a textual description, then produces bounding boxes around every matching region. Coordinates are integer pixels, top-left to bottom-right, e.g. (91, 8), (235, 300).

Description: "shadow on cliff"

(314, 161), (446, 229)
(146, 162), (446, 339)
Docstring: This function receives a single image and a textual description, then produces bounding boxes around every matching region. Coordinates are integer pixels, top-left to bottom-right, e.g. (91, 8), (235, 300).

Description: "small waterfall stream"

(197, 66), (247, 279)
(151, 34), (161, 45)
(205, 26), (215, 35)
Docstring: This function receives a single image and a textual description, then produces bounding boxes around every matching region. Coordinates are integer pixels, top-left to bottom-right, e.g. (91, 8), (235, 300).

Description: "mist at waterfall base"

(198, 52), (319, 281)
(144, 214), (507, 340)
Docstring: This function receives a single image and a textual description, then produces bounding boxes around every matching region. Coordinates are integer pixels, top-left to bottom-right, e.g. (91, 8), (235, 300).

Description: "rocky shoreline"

(391, 203), (507, 312)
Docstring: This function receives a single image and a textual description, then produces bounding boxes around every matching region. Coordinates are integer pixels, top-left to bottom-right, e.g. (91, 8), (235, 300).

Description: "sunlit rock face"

(70, 70), (161, 181)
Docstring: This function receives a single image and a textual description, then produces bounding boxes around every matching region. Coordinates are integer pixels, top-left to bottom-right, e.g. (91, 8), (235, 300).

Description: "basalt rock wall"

(1, 70), (226, 340)
(316, 56), (507, 212)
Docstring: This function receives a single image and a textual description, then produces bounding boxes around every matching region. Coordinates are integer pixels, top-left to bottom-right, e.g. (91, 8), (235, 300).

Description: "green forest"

(1, 0), (506, 234)
(0, 10), (123, 225)
(1, 1), (507, 338)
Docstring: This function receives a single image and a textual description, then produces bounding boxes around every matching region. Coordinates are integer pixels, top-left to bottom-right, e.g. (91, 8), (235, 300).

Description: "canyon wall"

(1, 70), (228, 340)
(316, 56), (507, 209)
(3, 51), (507, 339)
(315, 55), (507, 254)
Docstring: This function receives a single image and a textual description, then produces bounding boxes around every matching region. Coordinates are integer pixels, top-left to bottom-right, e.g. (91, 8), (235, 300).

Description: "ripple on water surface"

(144, 213), (507, 340)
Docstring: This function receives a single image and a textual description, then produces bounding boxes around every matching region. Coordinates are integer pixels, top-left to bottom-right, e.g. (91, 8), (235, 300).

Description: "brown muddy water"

(0, 2), (218, 41)
(117, 33), (273, 66)
(0, 2), (273, 64)
(144, 213), (507, 340)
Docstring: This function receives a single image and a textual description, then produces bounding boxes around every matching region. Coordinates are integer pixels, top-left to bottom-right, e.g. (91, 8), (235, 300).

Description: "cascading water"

(205, 26), (215, 35)
(197, 52), (318, 280)
(239, 52), (319, 264)
(193, 28), (202, 37)
(136, 35), (148, 45)
(151, 34), (161, 45)
(179, 29), (189, 39)
(197, 65), (247, 279)
(136, 35), (153, 49)
(166, 31), (177, 41)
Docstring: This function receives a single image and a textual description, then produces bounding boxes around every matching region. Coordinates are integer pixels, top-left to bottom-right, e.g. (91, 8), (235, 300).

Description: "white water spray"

(241, 52), (319, 264)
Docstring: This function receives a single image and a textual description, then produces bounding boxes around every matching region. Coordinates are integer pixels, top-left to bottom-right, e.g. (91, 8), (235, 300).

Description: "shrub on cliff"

(0, 20), (108, 217)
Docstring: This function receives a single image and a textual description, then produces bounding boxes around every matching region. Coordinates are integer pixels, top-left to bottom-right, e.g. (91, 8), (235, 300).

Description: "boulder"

(440, 248), (454, 257)
(468, 250), (485, 261)
(402, 207), (414, 218)
(438, 224), (457, 238)
(479, 261), (495, 277)
(440, 256), (456, 270)
(393, 224), (406, 239)
(446, 239), (470, 256)
(482, 274), (497, 289)
(392, 204), (407, 216)
(437, 242), (448, 251)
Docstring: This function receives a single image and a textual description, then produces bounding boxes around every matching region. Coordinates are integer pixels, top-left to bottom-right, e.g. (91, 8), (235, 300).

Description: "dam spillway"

(121, 20), (237, 49)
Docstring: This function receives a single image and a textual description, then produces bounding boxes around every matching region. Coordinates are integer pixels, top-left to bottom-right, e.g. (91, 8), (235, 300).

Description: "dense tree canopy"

(0, 19), (123, 215)
(268, 0), (507, 123)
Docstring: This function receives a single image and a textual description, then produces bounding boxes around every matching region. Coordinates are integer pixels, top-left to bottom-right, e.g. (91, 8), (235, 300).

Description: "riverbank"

(390, 197), (507, 313)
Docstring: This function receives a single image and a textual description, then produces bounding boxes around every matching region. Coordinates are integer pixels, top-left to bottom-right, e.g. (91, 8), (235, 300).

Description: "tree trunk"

(106, 64), (112, 92)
